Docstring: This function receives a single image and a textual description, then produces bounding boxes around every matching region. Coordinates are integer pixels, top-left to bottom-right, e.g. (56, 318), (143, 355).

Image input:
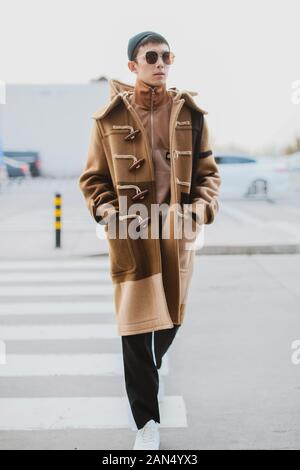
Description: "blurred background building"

(1, 75), (109, 177)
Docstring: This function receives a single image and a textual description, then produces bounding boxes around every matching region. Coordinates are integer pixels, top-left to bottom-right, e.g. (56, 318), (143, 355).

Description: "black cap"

(127, 31), (170, 61)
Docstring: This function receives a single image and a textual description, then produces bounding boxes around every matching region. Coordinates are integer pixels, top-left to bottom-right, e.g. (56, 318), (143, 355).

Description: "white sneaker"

(157, 369), (165, 403)
(133, 419), (160, 450)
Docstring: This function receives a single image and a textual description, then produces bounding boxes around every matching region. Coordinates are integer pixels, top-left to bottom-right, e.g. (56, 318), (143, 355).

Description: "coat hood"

(92, 78), (208, 120)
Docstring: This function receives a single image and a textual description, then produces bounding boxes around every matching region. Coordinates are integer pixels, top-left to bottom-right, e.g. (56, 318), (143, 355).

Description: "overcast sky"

(1, 0), (300, 154)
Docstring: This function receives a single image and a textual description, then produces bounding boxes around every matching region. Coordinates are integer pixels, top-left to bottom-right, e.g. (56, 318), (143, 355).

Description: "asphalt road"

(0, 176), (299, 449)
(0, 254), (299, 449)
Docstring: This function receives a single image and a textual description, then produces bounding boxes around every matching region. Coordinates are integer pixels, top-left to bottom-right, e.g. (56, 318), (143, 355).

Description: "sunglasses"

(135, 50), (175, 65)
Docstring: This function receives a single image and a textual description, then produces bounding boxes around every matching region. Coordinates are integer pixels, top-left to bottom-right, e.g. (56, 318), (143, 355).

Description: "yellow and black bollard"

(54, 193), (62, 248)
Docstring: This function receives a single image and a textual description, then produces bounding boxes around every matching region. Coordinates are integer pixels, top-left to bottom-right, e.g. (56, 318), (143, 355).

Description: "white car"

(0, 144), (8, 190)
(0, 161), (8, 185)
(286, 152), (300, 172)
(214, 154), (289, 198)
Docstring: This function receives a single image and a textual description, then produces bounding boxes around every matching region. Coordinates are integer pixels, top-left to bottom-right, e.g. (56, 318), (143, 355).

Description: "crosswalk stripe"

(0, 396), (187, 430)
(0, 301), (114, 315)
(0, 255), (185, 434)
(0, 285), (114, 297)
(0, 354), (169, 377)
(0, 272), (110, 283)
(0, 324), (118, 340)
(0, 260), (109, 271)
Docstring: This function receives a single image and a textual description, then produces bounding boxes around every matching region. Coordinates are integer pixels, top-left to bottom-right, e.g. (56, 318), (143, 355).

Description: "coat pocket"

(104, 220), (136, 275)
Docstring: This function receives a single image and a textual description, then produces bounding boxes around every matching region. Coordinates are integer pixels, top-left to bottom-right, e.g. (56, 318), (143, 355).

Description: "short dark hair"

(132, 34), (170, 62)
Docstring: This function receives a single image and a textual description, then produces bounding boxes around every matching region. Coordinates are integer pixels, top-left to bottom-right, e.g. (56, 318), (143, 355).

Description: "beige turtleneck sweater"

(128, 78), (172, 206)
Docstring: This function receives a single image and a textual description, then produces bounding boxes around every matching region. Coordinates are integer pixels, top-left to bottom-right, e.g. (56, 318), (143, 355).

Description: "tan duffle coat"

(78, 78), (221, 336)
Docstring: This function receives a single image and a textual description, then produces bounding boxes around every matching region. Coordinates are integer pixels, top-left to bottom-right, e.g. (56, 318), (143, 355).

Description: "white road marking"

(0, 254), (185, 433)
(0, 285), (113, 297)
(0, 324), (118, 340)
(0, 354), (169, 377)
(0, 272), (110, 283)
(0, 396), (187, 430)
(0, 301), (114, 315)
(0, 260), (109, 271)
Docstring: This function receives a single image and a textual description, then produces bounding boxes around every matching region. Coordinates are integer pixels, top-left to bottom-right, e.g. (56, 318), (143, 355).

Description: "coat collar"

(92, 78), (208, 119)
(131, 77), (170, 110)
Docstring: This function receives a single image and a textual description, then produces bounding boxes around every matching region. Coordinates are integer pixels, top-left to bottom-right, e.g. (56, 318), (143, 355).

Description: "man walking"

(79, 31), (221, 449)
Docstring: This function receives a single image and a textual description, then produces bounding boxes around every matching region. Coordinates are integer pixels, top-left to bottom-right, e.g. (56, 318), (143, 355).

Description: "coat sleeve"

(189, 116), (221, 225)
(78, 119), (119, 225)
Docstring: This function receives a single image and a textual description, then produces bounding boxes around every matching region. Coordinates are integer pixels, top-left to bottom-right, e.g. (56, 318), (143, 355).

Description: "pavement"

(0, 177), (102, 260)
(0, 176), (299, 449)
(0, 174), (300, 259)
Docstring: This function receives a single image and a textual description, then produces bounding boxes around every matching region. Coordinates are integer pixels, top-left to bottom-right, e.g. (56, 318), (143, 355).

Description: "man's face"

(128, 42), (171, 86)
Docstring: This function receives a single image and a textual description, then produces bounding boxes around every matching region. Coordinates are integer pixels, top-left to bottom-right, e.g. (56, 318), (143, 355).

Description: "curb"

(85, 244), (300, 257)
(195, 244), (300, 255)
(0, 245), (299, 261)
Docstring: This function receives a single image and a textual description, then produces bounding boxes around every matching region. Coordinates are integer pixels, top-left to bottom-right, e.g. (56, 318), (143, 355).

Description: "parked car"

(214, 154), (289, 198)
(3, 151), (41, 176)
(3, 156), (30, 178)
(286, 152), (300, 172)
(0, 143), (8, 188)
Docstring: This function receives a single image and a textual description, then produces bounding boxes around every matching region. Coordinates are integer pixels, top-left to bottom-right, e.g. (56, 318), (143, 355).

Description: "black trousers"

(121, 324), (181, 430)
